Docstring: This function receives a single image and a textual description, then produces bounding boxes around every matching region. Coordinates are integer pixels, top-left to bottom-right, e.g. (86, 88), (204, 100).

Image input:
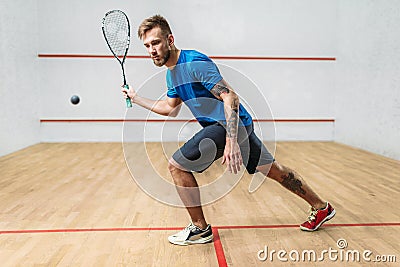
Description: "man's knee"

(168, 159), (179, 173)
(168, 158), (189, 175)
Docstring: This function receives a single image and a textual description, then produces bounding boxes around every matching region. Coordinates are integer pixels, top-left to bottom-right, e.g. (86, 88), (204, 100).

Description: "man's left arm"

(210, 79), (243, 174)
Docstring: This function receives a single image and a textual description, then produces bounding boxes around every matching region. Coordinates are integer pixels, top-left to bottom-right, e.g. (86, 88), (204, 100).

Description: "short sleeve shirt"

(166, 50), (252, 126)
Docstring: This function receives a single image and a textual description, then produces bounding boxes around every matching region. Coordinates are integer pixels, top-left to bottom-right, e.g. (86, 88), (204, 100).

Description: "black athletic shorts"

(171, 121), (274, 174)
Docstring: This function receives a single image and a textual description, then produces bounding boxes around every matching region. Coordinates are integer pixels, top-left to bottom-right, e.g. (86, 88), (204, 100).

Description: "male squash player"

(122, 15), (335, 245)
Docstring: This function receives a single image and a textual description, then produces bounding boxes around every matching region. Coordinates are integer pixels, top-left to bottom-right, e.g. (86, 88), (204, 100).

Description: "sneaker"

(168, 222), (214, 246)
(300, 202), (336, 232)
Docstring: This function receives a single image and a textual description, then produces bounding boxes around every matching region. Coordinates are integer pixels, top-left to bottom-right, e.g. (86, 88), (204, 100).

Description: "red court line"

(40, 118), (335, 123)
(216, 222), (400, 230)
(1, 222), (399, 235)
(3, 224), (397, 267)
(212, 228), (228, 267)
(0, 227), (182, 235)
(37, 54), (149, 59)
(39, 119), (198, 123)
(210, 56), (336, 61)
(323, 222), (400, 228)
(37, 54), (336, 61)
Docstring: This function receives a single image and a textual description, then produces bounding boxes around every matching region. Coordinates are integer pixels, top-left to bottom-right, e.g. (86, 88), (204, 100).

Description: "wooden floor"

(0, 142), (399, 266)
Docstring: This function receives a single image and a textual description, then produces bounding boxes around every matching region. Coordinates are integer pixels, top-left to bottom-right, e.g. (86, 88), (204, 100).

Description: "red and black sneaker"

(300, 202), (336, 232)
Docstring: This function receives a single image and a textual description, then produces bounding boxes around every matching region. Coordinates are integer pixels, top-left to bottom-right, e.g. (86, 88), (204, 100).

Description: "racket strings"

(103, 12), (130, 57)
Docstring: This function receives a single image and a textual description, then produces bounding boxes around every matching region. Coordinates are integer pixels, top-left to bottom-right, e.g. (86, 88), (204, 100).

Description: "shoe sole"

(300, 209), (336, 232)
(168, 234), (214, 246)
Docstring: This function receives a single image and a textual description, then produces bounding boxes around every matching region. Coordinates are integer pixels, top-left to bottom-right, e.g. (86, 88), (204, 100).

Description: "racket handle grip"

(123, 84), (133, 108)
(126, 98), (133, 108)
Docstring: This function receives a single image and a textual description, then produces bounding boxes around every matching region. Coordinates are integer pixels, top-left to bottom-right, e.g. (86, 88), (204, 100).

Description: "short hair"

(138, 15), (172, 40)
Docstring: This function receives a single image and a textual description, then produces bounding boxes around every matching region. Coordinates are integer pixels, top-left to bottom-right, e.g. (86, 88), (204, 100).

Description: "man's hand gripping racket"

(102, 10), (133, 108)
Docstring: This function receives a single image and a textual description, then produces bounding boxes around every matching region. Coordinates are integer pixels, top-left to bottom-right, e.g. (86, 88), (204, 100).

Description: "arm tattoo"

(211, 81), (239, 138)
(226, 98), (239, 138)
(211, 84), (230, 98)
(226, 113), (238, 138)
(231, 98), (239, 113)
(281, 172), (306, 195)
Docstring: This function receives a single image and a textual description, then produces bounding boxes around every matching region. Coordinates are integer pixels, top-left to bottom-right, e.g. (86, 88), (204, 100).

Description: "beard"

(152, 49), (171, 67)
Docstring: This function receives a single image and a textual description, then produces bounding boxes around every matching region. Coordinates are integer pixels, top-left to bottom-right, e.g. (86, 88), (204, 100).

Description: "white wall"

(38, 0), (336, 143)
(336, 0), (400, 160)
(2, 0), (398, 161)
(0, 0), (40, 156)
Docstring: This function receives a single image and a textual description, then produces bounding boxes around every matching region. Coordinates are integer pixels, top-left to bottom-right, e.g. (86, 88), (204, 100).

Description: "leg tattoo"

(281, 172), (306, 195)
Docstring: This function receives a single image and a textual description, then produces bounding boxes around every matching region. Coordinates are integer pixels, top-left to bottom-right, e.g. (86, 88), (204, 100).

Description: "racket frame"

(102, 10), (132, 108)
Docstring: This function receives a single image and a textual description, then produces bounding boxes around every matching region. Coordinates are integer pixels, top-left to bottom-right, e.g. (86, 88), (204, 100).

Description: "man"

(122, 15), (335, 246)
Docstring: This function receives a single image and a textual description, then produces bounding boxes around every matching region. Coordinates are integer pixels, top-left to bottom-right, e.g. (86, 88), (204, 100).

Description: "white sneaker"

(168, 222), (214, 246)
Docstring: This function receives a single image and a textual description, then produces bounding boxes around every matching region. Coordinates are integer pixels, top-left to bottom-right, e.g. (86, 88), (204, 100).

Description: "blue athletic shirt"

(166, 50), (252, 126)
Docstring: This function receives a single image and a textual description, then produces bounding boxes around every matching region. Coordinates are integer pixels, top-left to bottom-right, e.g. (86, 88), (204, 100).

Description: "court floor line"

(2, 223), (399, 267)
(212, 228), (228, 267)
(1, 222), (399, 235)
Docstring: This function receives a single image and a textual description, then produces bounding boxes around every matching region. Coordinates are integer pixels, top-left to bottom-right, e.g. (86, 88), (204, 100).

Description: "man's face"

(143, 27), (171, 67)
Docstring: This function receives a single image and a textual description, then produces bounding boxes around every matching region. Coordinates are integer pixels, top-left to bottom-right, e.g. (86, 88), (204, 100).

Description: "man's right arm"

(122, 86), (182, 117)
